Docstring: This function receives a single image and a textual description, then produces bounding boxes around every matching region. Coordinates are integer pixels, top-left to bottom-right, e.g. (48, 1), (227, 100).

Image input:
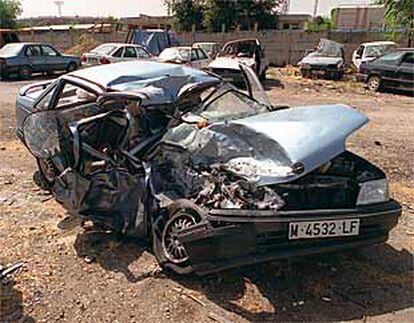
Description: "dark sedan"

(0, 42), (80, 80)
(357, 49), (414, 93)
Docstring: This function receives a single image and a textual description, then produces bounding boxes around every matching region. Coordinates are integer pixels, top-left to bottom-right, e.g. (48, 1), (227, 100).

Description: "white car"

(352, 41), (397, 71)
(193, 42), (221, 59)
(158, 46), (211, 70)
(81, 43), (152, 66)
(208, 38), (269, 84)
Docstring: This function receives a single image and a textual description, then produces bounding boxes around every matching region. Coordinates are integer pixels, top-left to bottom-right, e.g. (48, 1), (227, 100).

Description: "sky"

(20, 0), (375, 18)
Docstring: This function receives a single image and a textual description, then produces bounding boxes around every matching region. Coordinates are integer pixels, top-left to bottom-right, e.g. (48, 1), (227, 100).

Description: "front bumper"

(178, 200), (401, 275)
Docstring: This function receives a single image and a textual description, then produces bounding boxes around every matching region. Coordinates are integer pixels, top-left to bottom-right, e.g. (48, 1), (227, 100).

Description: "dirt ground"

(0, 69), (413, 322)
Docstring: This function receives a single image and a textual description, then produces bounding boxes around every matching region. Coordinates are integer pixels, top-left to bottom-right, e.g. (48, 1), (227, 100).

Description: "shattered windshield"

(314, 39), (343, 57)
(200, 85), (268, 123)
(159, 48), (190, 62)
(365, 44), (396, 58)
(219, 41), (257, 58)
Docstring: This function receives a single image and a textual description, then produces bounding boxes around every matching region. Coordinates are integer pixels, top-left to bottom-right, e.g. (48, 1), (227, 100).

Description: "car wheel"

(66, 62), (78, 73)
(367, 75), (382, 91)
(19, 66), (32, 80)
(35, 157), (57, 190)
(152, 200), (204, 275)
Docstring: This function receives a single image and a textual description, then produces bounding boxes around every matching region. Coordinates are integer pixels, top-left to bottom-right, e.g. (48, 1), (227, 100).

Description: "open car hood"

(176, 104), (368, 186)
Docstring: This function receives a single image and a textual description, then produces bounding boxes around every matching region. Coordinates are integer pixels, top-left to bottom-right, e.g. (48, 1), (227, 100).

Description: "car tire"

(35, 157), (57, 190)
(367, 75), (382, 92)
(152, 199), (205, 275)
(19, 66), (32, 80)
(66, 62), (78, 73)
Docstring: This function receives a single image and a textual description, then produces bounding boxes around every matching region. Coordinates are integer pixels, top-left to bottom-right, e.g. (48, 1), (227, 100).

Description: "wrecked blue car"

(16, 61), (401, 275)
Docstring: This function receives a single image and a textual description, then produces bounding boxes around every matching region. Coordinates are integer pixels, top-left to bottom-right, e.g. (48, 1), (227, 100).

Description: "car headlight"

(357, 178), (389, 206)
(300, 62), (310, 69)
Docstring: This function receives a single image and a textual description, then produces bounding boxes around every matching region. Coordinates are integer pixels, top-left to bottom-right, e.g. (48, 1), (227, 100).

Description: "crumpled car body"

(209, 38), (269, 83)
(16, 61), (401, 275)
(299, 38), (345, 80)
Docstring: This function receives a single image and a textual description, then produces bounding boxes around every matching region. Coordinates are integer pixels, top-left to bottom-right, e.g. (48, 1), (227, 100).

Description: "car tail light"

(81, 54), (87, 63)
(99, 57), (111, 64)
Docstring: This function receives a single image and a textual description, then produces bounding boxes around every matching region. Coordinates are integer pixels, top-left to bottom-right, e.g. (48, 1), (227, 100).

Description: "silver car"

(81, 43), (151, 66)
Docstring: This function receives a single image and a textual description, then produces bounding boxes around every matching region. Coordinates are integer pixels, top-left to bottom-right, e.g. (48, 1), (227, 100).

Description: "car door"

(109, 46), (124, 63)
(25, 45), (44, 72)
(41, 45), (65, 71)
(397, 52), (414, 91)
(135, 47), (151, 60)
(191, 48), (209, 69)
(353, 45), (364, 69)
(122, 46), (138, 62)
(239, 64), (272, 108)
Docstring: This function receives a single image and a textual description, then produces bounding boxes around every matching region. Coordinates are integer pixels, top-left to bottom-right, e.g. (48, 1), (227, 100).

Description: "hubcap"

(162, 213), (196, 264)
(369, 77), (380, 90)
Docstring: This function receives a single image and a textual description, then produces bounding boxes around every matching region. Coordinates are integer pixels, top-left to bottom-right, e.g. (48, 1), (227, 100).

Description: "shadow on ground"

(0, 275), (35, 322)
(178, 243), (413, 321)
(73, 228), (163, 283)
(70, 222), (413, 322)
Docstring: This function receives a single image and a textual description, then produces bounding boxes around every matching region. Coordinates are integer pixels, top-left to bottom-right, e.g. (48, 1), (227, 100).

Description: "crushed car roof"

(69, 61), (221, 105)
(69, 60), (219, 90)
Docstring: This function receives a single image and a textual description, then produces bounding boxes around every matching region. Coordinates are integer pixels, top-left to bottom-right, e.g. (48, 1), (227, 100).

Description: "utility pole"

(313, 0), (319, 17)
(54, 1), (64, 17)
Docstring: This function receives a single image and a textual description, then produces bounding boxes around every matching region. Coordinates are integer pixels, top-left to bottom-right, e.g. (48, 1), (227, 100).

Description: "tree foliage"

(376, 0), (414, 28)
(166, 0), (281, 32)
(0, 0), (21, 29)
(165, 0), (204, 31)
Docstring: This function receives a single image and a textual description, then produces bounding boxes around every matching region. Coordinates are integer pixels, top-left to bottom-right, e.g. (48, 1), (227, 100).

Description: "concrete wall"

(175, 29), (410, 66)
(18, 30), (126, 51)
(17, 29), (411, 67)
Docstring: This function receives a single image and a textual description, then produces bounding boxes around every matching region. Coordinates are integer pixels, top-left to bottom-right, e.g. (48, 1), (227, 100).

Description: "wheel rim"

(68, 64), (76, 72)
(21, 68), (31, 77)
(162, 212), (196, 264)
(369, 77), (380, 90)
(39, 159), (56, 183)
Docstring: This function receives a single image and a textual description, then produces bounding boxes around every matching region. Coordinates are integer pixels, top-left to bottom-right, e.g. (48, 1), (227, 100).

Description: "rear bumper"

(178, 200), (401, 275)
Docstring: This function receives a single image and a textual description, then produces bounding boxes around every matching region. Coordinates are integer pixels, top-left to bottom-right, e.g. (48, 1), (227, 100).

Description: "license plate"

(288, 219), (360, 240)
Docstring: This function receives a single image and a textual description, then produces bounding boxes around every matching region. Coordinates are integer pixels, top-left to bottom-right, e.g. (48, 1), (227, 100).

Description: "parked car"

(81, 43), (152, 66)
(0, 42), (80, 80)
(16, 61), (401, 275)
(357, 48), (414, 92)
(158, 46), (210, 69)
(352, 41), (397, 71)
(193, 42), (221, 59)
(209, 38), (269, 83)
(299, 39), (345, 80)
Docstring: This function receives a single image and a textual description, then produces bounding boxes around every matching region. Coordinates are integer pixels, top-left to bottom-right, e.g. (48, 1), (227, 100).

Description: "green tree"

(165, 0), (204, 31)
(376, 0), (413, 28)
(0, 0), (22, 29)
(203, 0), (237, 32)
(236, 0), (279, 31)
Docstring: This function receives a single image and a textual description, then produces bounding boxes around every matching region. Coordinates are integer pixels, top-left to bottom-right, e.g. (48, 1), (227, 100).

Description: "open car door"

(239, 64), (272, 108)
